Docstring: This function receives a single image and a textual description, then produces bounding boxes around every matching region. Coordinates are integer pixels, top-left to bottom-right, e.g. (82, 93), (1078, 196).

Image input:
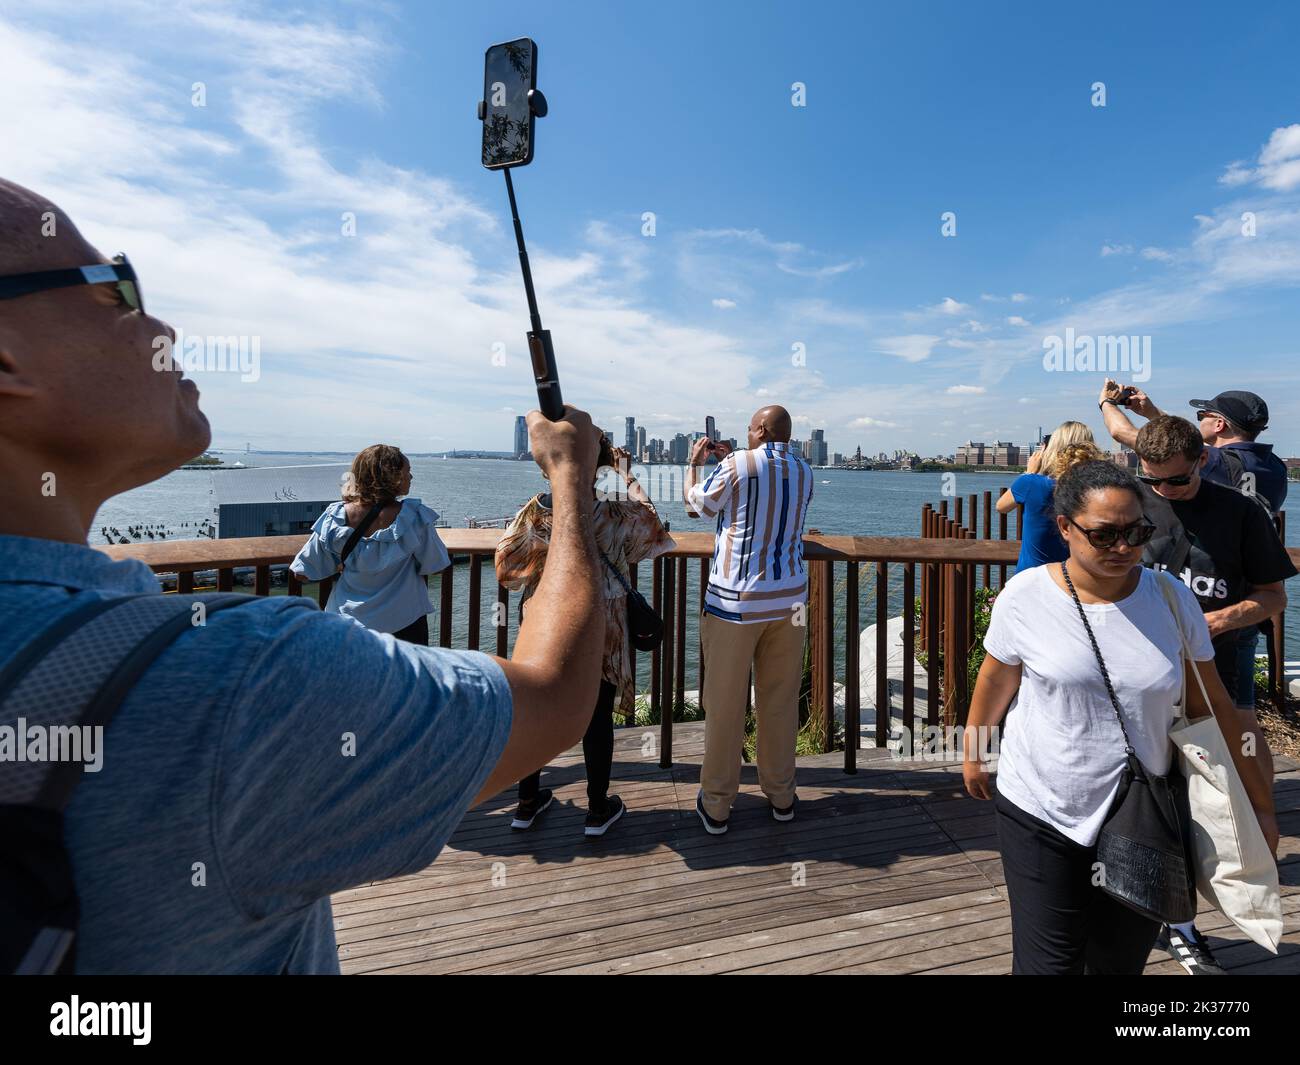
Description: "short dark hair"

(1220, 414), (1259, 442)
(1054, 460), (1143, 519)
(1135, 415), (1203, 464)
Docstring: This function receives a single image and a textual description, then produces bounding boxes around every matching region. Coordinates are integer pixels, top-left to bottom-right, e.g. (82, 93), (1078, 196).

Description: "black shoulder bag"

(597, 547), (664, 652)
(1061, 560), (1197, 925)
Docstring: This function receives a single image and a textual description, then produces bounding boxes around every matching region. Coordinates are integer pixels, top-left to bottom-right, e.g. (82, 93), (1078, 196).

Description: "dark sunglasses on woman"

(1065, 517), (1157, 549)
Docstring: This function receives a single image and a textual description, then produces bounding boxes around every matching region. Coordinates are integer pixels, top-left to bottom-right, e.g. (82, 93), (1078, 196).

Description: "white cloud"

(1141, 246), (1174, 262)
(929, 296), (970, 315)
(875, 335), (940, 362)
(946, 385), (986, 395)
(0, 9), (761, 451)
(1100, 243), (1134, 257)
(1010, 292), (1029, 302)
(712, 297), (737, 309)
(1219, 124), (1300, 192)
(1006, 315), (1030, 327)
(850, 416), (901, 429)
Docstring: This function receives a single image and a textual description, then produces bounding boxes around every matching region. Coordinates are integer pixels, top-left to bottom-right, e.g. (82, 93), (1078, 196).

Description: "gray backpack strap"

(0, 593), (257, 811)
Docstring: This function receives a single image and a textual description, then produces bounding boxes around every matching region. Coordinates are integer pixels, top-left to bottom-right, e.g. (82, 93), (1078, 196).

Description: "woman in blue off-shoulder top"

(289, 445), (450, 643)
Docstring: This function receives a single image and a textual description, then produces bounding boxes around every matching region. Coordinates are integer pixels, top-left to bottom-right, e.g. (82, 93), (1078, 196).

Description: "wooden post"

(660, 555), (675, 768)
(845, 561), (860, 771)
(467, 554), (482, 651)
(808, 529), (831, 754)
(942, 518), (956, 725)
(902, 563), (916, 743)
(919, 506), (931, 651)
(997, 486), (1009, 588)
(496, 584), (508, 658)
(875, 561), (888, 750)
(439, 567), (453, 647)
(651, 556), (662, 726)
(676, 553), (688, 718)
(699, 557), (708, 703)
(926, 559), (941, 730)
(982, 490), (992, 589)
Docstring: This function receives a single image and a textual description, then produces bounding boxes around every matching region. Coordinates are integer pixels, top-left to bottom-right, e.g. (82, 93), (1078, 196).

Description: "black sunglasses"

(1136, 470), (1196, 487)
(1066, 516), (1157, 549)
(0, 252), (144, 313)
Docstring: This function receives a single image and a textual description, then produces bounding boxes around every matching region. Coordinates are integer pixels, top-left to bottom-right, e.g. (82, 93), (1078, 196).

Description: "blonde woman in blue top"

(996, 422), (1102, 571)
(289, 445), (450, 643)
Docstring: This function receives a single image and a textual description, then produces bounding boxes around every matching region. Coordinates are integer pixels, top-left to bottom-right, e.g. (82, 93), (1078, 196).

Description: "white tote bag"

(1157, 573), (1282, 952)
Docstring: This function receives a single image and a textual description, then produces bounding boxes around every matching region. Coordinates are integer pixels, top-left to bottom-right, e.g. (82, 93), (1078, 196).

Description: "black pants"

(390, 615), (429, 645)
(519, 680), (616, 811)
(994, 790), (1161, 974)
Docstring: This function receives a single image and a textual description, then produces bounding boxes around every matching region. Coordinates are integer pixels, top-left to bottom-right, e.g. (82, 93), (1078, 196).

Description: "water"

(94, 455), (1300, 679)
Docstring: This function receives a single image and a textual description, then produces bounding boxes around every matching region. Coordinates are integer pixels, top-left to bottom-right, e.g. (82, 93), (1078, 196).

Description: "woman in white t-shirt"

(964, 460), (1278, 975)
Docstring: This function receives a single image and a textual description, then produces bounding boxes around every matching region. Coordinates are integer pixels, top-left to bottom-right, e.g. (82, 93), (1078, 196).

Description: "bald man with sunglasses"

(0, 179), (608, 973)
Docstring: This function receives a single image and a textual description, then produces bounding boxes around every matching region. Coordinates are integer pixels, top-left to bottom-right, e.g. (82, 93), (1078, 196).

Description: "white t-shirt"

(982, 564), (1214, 846)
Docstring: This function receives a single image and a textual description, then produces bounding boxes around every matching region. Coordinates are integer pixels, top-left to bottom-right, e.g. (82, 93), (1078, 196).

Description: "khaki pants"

(699, 608), (806, 822)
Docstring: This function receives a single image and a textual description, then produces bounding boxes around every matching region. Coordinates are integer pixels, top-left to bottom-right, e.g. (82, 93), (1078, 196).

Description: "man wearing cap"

(1098, 383), (1288, 514)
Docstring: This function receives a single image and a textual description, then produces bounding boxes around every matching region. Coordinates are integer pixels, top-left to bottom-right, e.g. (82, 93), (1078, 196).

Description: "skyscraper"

(625, 416), (636, 453)
(809, 429), (828, 466)
(513, 415), (528, 459)
(636, 425), (647, 459)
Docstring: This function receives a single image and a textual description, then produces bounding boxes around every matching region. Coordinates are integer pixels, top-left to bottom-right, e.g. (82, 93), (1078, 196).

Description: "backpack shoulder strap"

(1219, 446), (1245, 484)
(0, 593), (258, 811)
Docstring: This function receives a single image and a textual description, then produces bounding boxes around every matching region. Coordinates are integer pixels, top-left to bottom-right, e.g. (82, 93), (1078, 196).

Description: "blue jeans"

(1234, 625), (1260, 708)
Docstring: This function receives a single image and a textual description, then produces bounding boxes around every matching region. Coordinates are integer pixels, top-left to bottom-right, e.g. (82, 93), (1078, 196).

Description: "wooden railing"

(98, 525), (1300, 774)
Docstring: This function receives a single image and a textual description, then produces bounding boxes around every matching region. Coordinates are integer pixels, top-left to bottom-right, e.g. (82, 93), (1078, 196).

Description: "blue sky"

(3, 0), (1300, 456)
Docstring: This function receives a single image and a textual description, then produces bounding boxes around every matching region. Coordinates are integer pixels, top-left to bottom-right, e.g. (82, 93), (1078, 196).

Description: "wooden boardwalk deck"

(333, 723), (1300, 975)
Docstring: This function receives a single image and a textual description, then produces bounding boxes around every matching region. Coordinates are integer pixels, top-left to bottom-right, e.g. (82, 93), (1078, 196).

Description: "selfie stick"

(502, 164), (564, 421)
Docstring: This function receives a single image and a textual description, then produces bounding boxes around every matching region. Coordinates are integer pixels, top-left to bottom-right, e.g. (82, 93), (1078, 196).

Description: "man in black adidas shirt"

(1132, 414), (1295, 973)
(1134, 416), (1294, 697)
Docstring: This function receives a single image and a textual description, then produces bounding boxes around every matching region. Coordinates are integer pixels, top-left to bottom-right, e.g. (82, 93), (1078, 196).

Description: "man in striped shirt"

(684, 405), (814, 834)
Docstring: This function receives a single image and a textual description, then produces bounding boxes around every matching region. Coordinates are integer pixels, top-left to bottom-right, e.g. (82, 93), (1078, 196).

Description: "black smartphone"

(481, 38), (538, 169)
(1117, 386), (1137, 407)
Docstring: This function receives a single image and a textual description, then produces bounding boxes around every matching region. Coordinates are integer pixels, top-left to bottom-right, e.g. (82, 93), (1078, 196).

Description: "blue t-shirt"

(1010, 473), (1067, 571)
(0, 534), (512, 974)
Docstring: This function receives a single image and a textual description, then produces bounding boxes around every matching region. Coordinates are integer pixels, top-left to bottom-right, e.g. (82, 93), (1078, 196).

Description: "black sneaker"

(1159, 924), (1226, 975)
(511, 788), (554, 830)
(770, 796), (797, 822)
(585, 795), (626, 837)
(696, 791), (728, 835)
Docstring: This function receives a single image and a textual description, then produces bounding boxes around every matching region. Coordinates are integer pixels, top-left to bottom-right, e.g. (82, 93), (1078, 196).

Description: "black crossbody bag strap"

(339, 501), (388, 566)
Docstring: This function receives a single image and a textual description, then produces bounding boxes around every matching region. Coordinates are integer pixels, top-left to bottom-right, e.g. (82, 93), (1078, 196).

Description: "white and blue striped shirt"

(686, 442), (813, 623)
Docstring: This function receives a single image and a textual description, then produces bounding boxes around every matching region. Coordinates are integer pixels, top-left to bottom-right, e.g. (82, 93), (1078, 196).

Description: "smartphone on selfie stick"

(479, 37), (563, 421)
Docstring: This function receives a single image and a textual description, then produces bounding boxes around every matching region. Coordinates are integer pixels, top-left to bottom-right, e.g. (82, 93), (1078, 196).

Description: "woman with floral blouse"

(495, 440), (674, 837)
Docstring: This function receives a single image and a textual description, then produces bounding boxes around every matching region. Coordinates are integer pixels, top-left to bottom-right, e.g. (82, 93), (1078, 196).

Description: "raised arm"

(474, 408), (606, 803)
